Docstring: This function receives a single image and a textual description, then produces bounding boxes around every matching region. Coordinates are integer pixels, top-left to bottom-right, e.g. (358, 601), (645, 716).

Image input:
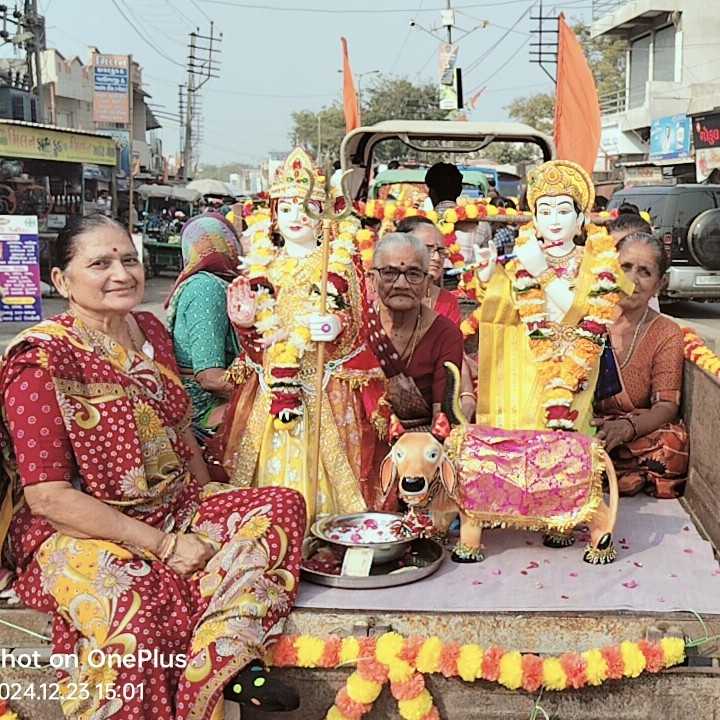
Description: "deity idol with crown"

(466, 159), (633, 435)
(221, 148), (385, 519)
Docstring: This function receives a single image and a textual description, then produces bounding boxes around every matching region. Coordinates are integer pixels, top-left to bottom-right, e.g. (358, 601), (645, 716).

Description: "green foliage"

(289, 76), (445, 163)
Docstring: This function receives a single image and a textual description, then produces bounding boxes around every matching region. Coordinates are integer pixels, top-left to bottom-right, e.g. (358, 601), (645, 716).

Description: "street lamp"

(337, 68), (380, 110)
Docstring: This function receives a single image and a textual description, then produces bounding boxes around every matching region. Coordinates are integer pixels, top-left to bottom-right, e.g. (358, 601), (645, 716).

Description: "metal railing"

(599, 89), (627, 115)
(592, 0), (629, 21)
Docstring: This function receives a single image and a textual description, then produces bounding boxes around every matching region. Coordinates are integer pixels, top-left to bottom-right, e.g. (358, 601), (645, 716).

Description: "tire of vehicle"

(688, 209), (720, 270)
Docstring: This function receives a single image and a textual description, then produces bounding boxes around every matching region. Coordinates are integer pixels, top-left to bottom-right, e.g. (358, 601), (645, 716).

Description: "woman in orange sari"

(593, 232), (688, 498)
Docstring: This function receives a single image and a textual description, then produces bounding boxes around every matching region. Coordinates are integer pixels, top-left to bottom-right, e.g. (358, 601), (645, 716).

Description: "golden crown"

(527, 160), (594, 215)
(270, 147), (326, 202)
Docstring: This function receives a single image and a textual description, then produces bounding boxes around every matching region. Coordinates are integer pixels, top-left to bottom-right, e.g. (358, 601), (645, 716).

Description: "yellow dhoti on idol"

(465, 160), (633, 435)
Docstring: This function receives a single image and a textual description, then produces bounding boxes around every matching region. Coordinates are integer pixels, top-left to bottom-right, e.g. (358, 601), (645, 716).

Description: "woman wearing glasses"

(367, 233), (464, 429)
(395, 216), (461, 326)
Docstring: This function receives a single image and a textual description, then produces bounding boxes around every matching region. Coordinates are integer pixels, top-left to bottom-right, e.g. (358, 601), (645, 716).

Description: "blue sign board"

(650, 115), (692, 160)
(94, 66), (129, 94)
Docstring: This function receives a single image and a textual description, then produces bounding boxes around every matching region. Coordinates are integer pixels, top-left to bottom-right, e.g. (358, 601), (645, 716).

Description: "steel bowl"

(310, 512), (418, 565)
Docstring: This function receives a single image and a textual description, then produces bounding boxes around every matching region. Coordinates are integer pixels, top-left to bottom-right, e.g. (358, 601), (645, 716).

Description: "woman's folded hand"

(168, 534), (216, 576)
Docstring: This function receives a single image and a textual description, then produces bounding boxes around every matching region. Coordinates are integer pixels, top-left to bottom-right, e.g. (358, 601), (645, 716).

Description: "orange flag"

(554, 14), (601, 175)
(341, 37), (361, 132)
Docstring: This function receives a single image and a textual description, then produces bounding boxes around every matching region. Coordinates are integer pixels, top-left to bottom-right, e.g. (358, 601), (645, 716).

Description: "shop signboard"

(0, 215), (41, 322)
(693, 113), (720, 181)
(649, 115), (691, 160)
(0, 123), (116, 165)
(92, 54), (130, 124)
(97, 129), (131, 178)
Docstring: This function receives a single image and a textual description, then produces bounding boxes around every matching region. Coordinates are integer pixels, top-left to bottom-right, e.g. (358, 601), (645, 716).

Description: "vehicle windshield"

(609, 193), (669, 226)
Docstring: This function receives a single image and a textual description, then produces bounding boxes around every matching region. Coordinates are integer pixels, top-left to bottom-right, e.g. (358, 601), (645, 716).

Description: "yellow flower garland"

(243, 212), (360, 425)
(268, 630), (688, 720)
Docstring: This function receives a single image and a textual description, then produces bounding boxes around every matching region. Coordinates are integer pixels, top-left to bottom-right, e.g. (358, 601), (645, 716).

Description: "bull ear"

(379, 452), (397, 498)
(389, 415), (406, 444)
(439, 457), (457, 498)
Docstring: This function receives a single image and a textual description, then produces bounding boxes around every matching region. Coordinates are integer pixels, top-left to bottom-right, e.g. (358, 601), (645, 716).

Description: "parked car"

(608, 184), (720, 301)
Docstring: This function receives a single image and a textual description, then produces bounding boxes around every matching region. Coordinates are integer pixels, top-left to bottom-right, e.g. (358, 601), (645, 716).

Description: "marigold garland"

(268, 631), (687, 719)
(243, 212), (360, 426)
(363, 197), (515, 272)
(683, 328), (720, 379)
(0, 702), (18, 720)
(461, 223), (625, 430)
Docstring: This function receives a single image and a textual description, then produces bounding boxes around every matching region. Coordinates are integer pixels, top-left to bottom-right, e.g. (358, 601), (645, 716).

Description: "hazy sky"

(27, 0), (591, 166)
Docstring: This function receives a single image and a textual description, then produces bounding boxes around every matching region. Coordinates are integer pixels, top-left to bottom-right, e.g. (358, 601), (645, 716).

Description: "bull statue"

(380, 363), (619, 565)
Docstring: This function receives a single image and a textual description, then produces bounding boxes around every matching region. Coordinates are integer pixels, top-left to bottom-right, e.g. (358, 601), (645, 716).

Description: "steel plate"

(301, 537), (444, 590)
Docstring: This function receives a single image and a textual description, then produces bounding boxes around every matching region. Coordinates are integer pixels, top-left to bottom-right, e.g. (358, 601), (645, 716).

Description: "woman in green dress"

(166, 213), (241, 446)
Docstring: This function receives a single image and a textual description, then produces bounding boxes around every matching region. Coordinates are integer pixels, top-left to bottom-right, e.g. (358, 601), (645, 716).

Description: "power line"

(464, 1), (535, 76)
(164, 0), (197, 27)
(468, 34), (530, 93)
(121, 1), (187, 47)
(391, 0), (425, 74)
(188, 0), (212, 21)
(111, 0), (185, 67)
(196, 0), (553, 12)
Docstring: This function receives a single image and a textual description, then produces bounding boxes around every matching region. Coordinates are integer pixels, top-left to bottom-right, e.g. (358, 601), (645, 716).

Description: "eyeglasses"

(428, 246), (447, 257)
(373, 266), (428, 285)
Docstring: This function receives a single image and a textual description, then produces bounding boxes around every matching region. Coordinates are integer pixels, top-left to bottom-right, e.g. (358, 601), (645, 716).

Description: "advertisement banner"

(0, 215), (41, 322)
(0, 123), (116, 165)
(93, 54), (130, 124)
(649, 115), (691, 160)
(693, 113), (720, 150)
(438, 43), (459, 85)
(97, 129), (130, 178)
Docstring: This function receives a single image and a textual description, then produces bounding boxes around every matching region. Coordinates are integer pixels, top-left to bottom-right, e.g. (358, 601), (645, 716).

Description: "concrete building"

(35, 48), (163, 178)
(592, 0), (720, 185)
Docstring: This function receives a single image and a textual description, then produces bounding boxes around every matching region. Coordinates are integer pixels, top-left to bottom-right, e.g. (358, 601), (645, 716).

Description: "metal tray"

(301, 537), (444, 589)
(310, 511), (418, 564)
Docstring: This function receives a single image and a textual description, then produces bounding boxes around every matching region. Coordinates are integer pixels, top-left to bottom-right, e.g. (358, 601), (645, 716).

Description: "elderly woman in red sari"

(0, 215), (305, 720)
(366, 232), (464, 429)
(593, 232), (688, 498)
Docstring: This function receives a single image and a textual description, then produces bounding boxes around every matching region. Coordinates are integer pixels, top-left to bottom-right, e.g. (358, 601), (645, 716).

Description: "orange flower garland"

(683, 327), (720, 378)
(268, 631), (686, 718)
(363, 198), (517, 272)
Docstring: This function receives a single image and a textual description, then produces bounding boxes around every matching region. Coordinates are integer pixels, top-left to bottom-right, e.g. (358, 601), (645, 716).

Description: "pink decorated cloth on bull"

(445, 425), (605, 533)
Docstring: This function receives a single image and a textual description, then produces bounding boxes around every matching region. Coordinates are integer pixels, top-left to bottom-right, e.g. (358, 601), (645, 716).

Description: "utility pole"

(445, 0), (453, 44)
(182, 22), (222, 181)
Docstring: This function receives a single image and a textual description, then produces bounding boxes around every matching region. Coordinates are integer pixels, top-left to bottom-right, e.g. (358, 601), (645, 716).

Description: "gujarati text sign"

(93, 54), (130, 124)
(0, 123), (116, 165)
(0, 215), (41, 323)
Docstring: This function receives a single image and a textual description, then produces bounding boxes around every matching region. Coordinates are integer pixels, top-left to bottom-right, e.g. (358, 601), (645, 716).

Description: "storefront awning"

(0, 120), (117, 166)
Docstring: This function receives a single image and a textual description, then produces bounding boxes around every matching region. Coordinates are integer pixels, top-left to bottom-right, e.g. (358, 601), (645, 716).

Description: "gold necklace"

(618, 306), (651, 370)
(545, 245), (579, 268)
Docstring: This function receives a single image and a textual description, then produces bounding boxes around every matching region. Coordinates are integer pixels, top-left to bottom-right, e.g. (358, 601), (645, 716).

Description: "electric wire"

(463, 0), (535, 75)
(111, 0), (185, 67)
(391, 0), (425, 75)
(195, 0), (556, 13)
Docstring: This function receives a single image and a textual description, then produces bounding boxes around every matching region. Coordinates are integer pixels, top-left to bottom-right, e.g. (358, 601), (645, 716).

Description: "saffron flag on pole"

(554, 14), (601, 174)
(341, 37), (361, 132)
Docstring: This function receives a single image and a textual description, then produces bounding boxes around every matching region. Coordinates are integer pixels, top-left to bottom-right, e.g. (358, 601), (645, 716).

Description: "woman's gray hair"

(373, 232), (430, 271)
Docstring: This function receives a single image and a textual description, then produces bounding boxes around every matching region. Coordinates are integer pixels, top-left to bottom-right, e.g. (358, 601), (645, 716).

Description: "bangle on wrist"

(460, 392), (476, 400)
(620, 416), (638, 442)
(158, 532), (178, 563)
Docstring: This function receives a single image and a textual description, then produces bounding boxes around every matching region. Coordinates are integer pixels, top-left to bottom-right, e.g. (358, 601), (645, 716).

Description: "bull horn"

(443, 362), (468, 427)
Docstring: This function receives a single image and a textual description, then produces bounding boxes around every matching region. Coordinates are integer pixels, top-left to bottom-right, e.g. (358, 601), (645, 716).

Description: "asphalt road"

(2, 277), (720, 350)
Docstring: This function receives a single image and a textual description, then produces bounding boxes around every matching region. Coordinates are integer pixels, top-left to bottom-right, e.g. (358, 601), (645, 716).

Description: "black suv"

(608, 185), (720, 301)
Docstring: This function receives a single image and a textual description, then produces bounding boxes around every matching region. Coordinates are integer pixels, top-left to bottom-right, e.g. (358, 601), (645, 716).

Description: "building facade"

(593, 0), (720, 185)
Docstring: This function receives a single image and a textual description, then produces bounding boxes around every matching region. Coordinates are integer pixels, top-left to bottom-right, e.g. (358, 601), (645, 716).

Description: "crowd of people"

(0, 150), (689, 719)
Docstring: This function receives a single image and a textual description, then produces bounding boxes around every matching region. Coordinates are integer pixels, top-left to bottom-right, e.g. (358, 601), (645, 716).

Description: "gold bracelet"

(460, 392), (476, 400)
